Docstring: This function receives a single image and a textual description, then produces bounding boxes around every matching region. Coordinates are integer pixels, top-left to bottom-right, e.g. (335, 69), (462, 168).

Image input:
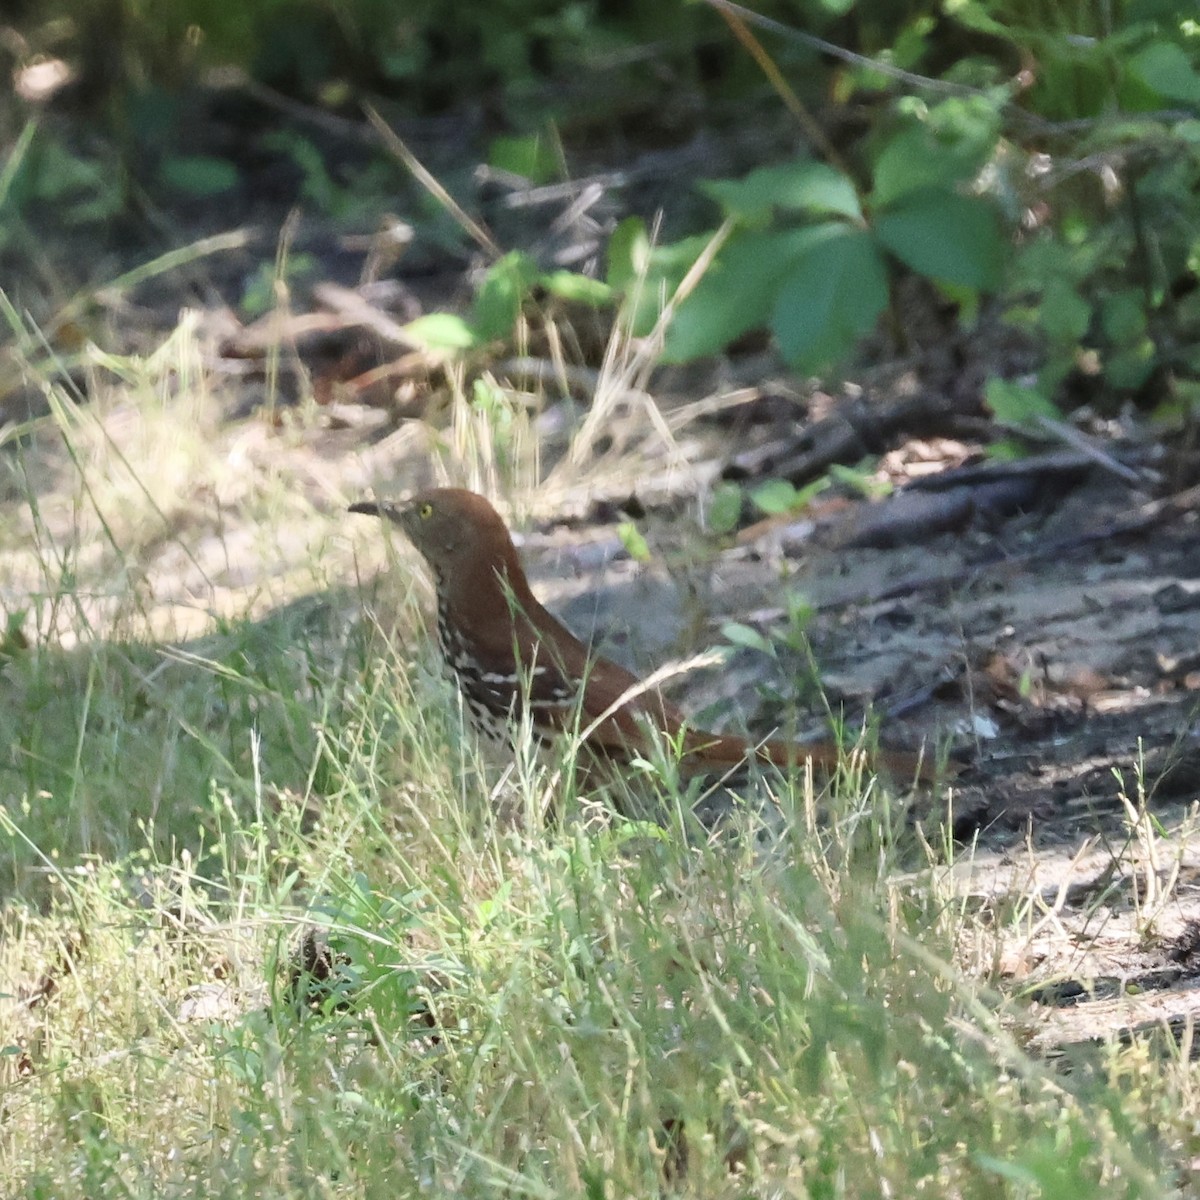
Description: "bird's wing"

(507, 600), (944, 781)
(501, 603), (688, 751)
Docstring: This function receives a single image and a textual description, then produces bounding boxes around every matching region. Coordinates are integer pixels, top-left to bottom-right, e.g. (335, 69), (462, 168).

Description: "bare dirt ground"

(538, 437), (1200, 1061)
(517, 409), (1200, 1056)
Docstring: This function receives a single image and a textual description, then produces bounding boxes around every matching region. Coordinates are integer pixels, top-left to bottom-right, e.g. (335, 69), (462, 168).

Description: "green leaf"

(0, 119), (36, 211)
(829, 462), (891, 499)
(749, 478), (801, 515)
(702, 161), (862, 223)
(983, 377), (1058, 425)
(1038, 278), (1091, 344)
(663, 226), (840, 362)
(771, 226), (888, 370)
(1127, 41), (1200, 104)
(721, 622), (775, 656)
(1104, 340), (1156, 390)
(1151, 378), (1200, 425)
(874, 188), (1003, 290)
(985, 438), (1028, 461)
(617, 521), (651, 562)
(1010, 237), (1083, 292)
(871, 124), (986, 208)
(471, 251), (540, 342)
(606, 216), (650, 292)
(751, 476), (830, 514)
(401, 313), (477, 352)
(540, 271), (613, 306)
(239, 254), (318, 319)
(974, 1153), (1041, 1185)
(925, 95), (1003, 155)
(1100, 290), (1146, 344)
(707, 483), (744, 534)
(471, 378), (512, 416)
(262, 131), (343, 212)
(0, 607), (29, 664)
(620, 232), (712, 336)
(940, 1), (1009, 38)
(159, 155), (239, 197)
(487, 133), (559, 184)
(890, 16), (936, 72)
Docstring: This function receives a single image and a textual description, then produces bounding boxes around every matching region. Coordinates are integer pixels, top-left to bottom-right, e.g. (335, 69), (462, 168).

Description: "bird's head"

(350, 488), (527, 598)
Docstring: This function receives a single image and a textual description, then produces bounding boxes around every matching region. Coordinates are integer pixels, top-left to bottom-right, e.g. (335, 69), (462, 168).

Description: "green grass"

(0, 327), (1194, 1198)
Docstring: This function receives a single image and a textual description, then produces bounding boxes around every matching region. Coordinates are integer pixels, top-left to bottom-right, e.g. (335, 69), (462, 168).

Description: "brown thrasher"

(350, 488), (938, 781)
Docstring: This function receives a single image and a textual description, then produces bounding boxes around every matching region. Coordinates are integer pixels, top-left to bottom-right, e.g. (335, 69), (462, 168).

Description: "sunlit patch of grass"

(0, 711), (1177, 1195)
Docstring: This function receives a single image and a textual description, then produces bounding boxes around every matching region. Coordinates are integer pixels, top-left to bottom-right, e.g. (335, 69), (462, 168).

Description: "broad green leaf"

(752, 476), (829, 514)
(620, 231), (712, 336)
(1151, 379), (1200, 425)
(925, 95), (1005, 179)
(871, 124), (988, 208)
(750, 478), (802, 515)
(606, 215), (650, 292)
(985, 438), (1028, 461)
(874, 188), (1003, 289)
(663, 225), (843, 362)
(1126, 41), (1200, 104)
(1078, 116), (1182, 152)
(1100, 290), (1146, 344)
(1010, 237), (1081, 291)
(941, 1), (1009, 38)
(1038, 277), (1091, 344)
(890, 16), (935, 71)
(471, 251), (540, 341)
(487, 133), (559, 184)
(983, 377), (1057, 425)
(540, 270), (612, 306)
(1029, 44), (1111, 120)
(1104, 340), (1156, 390)
(771, 227), (888, 370)
(702, 161), (862, 223)
(401, 312), (476, 352)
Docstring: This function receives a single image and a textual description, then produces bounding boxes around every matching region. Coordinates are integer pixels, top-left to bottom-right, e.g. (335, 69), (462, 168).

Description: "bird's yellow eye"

(419, 503), (433, 519)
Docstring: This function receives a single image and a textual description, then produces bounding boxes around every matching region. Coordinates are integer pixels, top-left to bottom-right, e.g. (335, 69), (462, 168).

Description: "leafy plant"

(403, 249), (615, 355)
(612, 96), (1005, 373)
(602, 4), (1200, 417)
(0, 127), (125, 248)
(707, 475), (831, 535)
